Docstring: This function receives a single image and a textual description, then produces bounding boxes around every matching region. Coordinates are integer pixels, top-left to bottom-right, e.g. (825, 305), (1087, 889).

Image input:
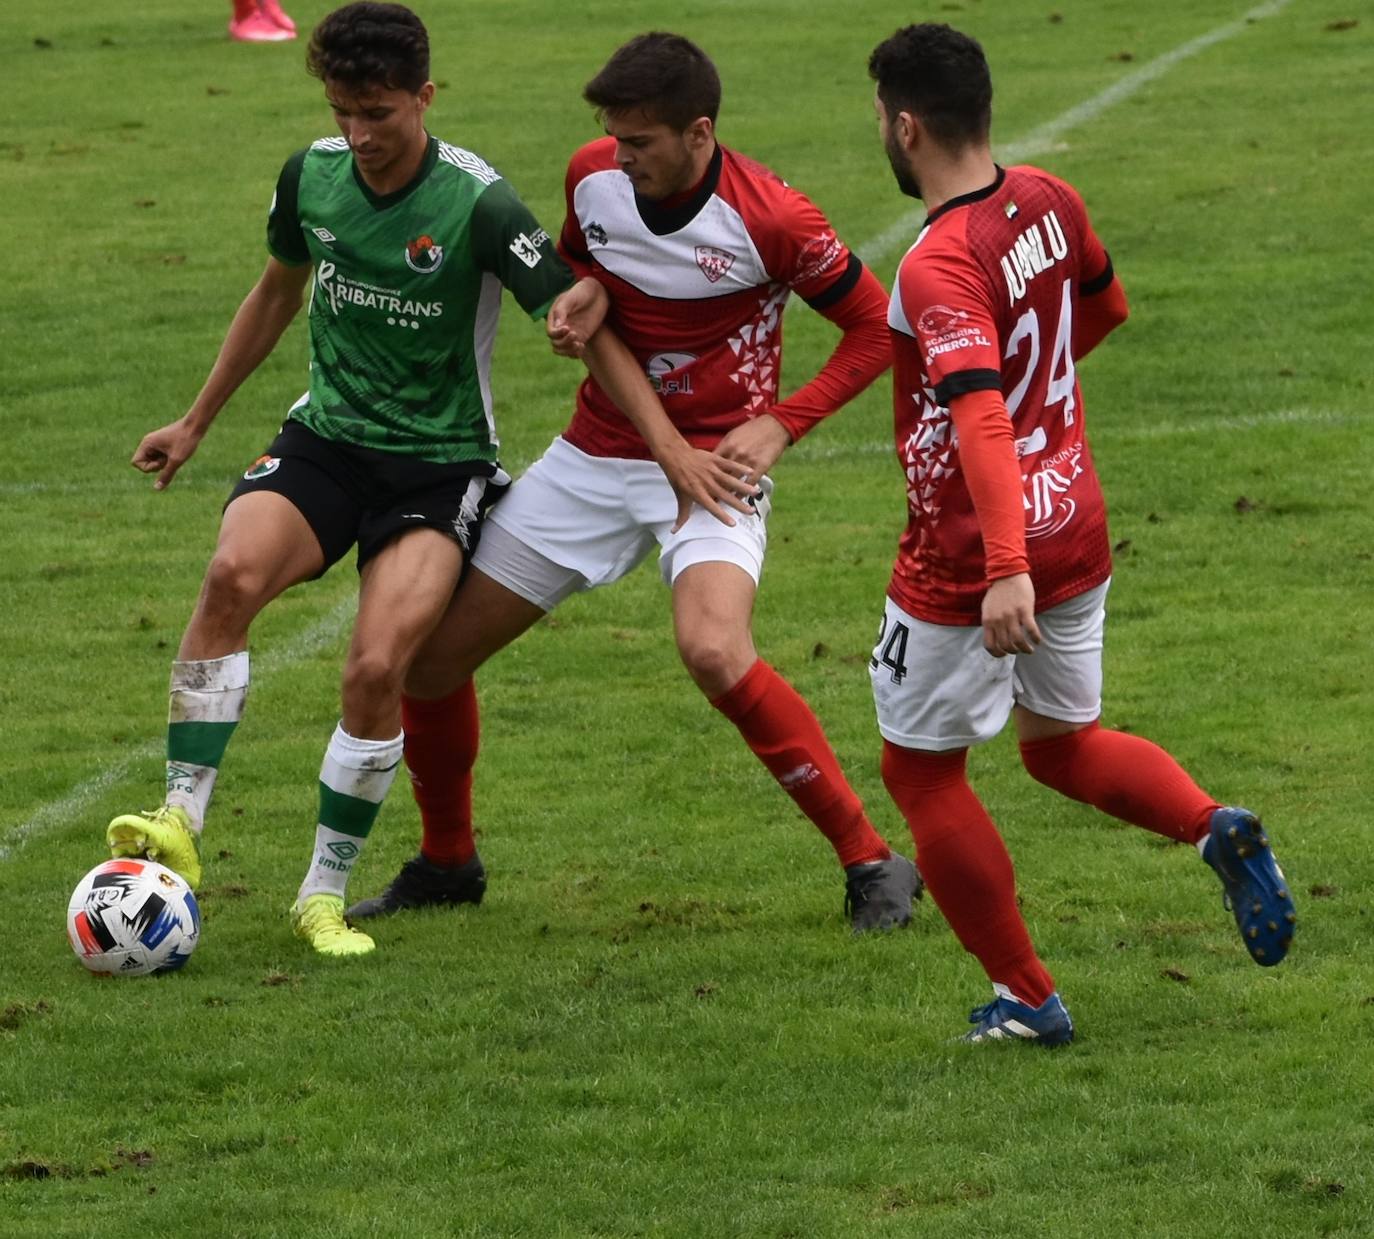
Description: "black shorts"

(226, 421), (511, 574)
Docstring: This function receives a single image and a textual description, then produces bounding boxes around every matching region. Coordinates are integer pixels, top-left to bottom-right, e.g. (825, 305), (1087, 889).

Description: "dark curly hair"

(868, 23), (992, 148)
(307, 3), (430, 95)
(584, 32), (721, 131)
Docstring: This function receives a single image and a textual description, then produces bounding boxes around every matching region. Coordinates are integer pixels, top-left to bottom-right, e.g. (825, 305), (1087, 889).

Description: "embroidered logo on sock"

(779, 764), (820, 789)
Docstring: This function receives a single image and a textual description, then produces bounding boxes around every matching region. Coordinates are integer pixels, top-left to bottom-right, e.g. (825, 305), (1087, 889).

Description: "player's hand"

(981, 573), (1041, 657)
(547, 277), (609, 358)
(658, 440), (760, 533)
(713, 413), (792, 483)
(132, 416), (206, 491)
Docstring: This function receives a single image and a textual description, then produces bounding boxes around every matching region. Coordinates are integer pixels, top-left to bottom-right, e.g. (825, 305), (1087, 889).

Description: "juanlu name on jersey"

(999, 209), (1069, 305)
(314, 260), (444, 320)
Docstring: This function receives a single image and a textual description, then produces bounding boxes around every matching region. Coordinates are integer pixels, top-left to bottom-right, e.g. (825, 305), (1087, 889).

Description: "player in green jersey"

(105, 2), (754, 956)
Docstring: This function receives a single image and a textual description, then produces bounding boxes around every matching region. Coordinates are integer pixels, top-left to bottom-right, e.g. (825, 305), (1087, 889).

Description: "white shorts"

(473, 436), (772, 611)
(869, 580), (1110, 751)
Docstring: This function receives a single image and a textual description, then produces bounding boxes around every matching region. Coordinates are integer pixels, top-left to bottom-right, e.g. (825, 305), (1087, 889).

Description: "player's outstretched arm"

(579, 327), (759, 532)
(766, 266), (892, 445)
(133, 257), (310, 490)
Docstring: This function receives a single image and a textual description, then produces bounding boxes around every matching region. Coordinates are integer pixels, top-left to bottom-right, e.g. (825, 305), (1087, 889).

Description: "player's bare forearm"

(134, 259), (307, 489)
(581, 327), (757, 529)
(185, 259), (309, 431)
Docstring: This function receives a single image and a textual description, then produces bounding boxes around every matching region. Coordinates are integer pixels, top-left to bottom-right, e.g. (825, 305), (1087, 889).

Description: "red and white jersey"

(887, 164), (1114, 625)
(559, 138), (864, 458)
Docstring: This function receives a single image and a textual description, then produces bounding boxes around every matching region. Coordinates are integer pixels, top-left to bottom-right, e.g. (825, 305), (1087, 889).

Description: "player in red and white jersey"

(556, 134), (882, 460)
(348, 33), (923, 932)
(868, 24), (1294, 1044)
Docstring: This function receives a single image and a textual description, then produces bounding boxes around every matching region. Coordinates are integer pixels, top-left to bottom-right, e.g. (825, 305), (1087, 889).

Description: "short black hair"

(307, 2), (430, 95)
(868, 23), (992, 148)
(583, 32), (721, 131)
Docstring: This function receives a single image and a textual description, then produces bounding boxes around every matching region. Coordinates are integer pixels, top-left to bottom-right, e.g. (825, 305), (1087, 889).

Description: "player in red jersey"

(867, 24), (1295, 1043)
(347, 32), (923, 933)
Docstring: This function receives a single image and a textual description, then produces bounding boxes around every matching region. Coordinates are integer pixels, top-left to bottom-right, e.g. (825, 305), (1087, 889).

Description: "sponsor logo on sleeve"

(508, 229), (549, 269)
(404, 234), (445, 274)
(793, 231), (845, 284)
(585, 221), (608, 246)
(695, 245), (737, 284)
(916, 304), (992, 364)
(312, 227), (336, 246)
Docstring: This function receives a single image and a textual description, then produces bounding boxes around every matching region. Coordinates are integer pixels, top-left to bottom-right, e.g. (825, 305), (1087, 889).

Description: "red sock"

(711, 659), (890, 868)
(231, 0), (256, 20)
(881, 742), (1054, 1007)
(401, 681), (478, 867)
(1019, 722), (1218, 844)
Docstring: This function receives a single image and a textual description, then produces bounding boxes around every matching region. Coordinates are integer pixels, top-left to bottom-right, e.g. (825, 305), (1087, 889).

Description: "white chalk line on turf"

(0, 596), (356, 864)
(856, 0), (1296, 268)
(794, 407), (1366, 462)
(1, 0), (1295, 861)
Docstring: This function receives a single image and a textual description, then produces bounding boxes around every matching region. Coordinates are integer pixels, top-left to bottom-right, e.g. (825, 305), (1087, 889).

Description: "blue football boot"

(1203, 807), (1295, 966)
(962, 987), (1075, 1046)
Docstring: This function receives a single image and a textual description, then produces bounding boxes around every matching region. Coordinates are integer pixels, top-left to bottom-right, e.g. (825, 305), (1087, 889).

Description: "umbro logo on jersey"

(313, 227), (337, 245)
(695, 245), (736, 284)
(508, 229), (548, 269)
(585, 221), (608, 246)
(405, 234), (445, 274)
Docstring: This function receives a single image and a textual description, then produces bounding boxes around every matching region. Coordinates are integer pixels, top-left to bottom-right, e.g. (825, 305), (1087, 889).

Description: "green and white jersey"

(267, 135), (572, 463)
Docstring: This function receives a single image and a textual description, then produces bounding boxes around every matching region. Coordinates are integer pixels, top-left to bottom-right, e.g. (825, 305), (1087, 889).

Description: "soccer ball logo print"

(67, 858), (201, 976)
(404, 234), (445, 274)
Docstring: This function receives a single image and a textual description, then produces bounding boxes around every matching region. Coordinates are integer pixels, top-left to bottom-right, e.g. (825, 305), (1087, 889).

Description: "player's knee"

(676, 632), (753, 696)
(342, 648), (405, 711)
(201, 550), (275, 619)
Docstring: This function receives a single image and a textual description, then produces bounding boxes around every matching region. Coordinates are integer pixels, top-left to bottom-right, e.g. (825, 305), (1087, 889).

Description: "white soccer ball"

(67, 858), (201, 976)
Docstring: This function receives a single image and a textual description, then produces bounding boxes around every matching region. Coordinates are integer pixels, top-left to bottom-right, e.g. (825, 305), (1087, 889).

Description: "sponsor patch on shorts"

(243, 455), (281, 480)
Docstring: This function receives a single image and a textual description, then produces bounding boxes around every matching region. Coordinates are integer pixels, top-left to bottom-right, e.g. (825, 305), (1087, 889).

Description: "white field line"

(794, 407), (1366, 461)
(856, 0), (1295, 268)
(1, 0), (1294, 861)
(0, 596), (355, 862)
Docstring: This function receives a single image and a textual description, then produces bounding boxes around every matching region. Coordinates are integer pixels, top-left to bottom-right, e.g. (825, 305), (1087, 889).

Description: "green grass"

(3, 0), (1372, 1234)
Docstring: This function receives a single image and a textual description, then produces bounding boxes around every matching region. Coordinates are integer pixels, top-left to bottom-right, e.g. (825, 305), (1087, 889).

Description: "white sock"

(297, 724), (403, 902)
(165, 651), (250, 832)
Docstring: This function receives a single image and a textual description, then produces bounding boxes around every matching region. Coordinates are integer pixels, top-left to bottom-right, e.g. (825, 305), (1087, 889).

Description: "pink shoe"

(259, 0), (297, 35)
(229, 9), (294, 41)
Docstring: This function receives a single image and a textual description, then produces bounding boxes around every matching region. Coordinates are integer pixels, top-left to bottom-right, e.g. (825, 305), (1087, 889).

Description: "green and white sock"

(165, 651), (250, 832)
(298, 724), (403, 902)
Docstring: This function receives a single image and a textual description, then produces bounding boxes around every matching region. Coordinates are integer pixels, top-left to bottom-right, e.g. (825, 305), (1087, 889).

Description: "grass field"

(3, 0), (1372, 1234)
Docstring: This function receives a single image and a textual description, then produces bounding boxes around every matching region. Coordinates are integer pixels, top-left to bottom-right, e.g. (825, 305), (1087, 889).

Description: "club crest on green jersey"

(243, 455), (281, 480)
(405, 234), (445, 274)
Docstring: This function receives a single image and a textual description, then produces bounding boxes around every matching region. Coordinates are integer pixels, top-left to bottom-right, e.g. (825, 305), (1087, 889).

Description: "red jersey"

(559, 139), (874, 458)
(887, 165), (1115, 625)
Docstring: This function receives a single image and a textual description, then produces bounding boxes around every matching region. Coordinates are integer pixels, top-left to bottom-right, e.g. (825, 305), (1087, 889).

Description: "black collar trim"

(924, 165), (1006, 228)
(634, 144), (724, 236)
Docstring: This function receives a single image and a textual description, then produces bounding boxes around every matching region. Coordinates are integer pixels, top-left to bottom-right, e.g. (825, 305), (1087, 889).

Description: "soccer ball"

(66, 858), (201, 976)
